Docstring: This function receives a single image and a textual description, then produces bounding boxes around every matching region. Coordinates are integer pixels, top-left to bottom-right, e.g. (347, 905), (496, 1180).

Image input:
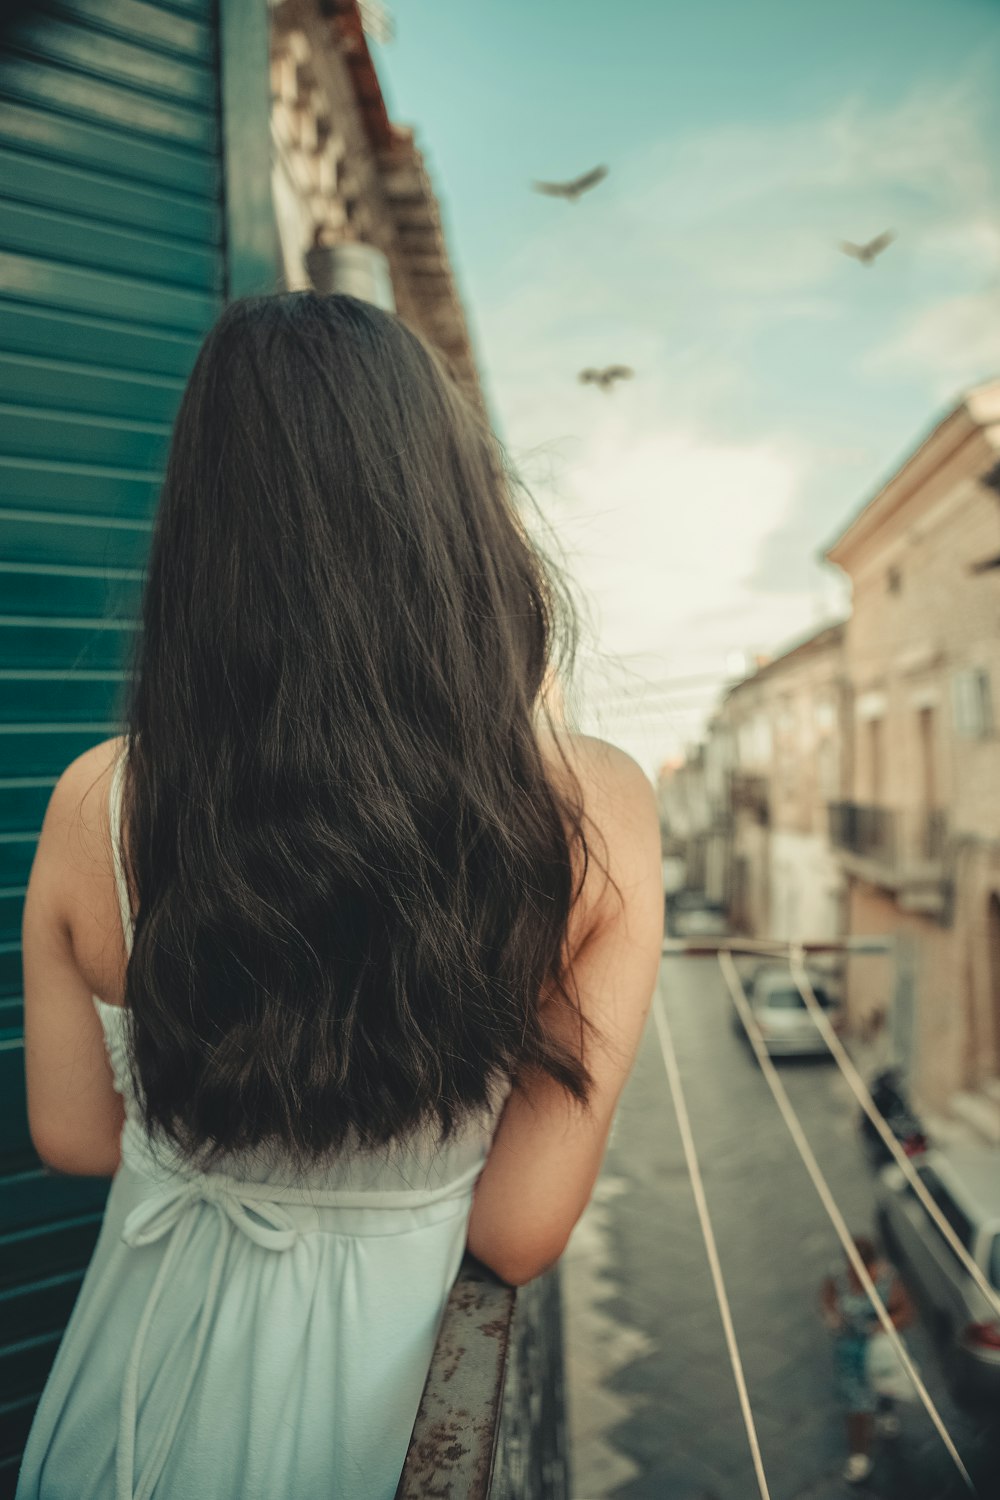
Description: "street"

(562, 953), (1000, 1500)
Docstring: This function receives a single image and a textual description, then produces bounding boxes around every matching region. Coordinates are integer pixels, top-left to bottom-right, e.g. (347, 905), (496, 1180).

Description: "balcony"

(827, 802), (950, 919)
(918, 808), (948, 862)
(828, 801), (896, 864)
(730, 772), (770, 825)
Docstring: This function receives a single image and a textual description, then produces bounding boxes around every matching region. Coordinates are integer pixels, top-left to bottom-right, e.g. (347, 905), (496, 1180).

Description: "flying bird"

(532, 165), (609, 202)
(579, 365), (634, 391)
(840, 230), (896, 266)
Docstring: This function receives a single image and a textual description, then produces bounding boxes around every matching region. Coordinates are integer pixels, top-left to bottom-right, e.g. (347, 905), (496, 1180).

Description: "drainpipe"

(305, 241), (396, 312)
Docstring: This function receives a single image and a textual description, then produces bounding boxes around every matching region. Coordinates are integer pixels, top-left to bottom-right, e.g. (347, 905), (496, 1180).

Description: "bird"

(840, 230), (896, 266)
(532, 165), (609, 202)
(578, 365), (634, 391)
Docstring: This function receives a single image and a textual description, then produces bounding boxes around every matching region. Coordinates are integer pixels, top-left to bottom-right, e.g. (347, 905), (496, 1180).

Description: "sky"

(370, 0), (1000, 775)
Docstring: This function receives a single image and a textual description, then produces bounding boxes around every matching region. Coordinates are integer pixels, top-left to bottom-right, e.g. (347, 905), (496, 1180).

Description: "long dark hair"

(120, 292), (596, 1166)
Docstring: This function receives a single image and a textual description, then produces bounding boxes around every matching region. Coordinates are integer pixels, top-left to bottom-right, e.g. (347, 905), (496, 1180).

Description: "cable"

(787, 943), (1000, 1325)
(651, 989), (772, 1500)
(718, 950), (976, 1494)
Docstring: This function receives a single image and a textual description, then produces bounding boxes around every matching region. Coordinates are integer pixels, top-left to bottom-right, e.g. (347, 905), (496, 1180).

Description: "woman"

(17, 293), (663, 1499)
(821, 1234), (915, 1485)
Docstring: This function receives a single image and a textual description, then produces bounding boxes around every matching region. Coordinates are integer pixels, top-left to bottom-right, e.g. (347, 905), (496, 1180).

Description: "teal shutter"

(0, 0), (268, 1486)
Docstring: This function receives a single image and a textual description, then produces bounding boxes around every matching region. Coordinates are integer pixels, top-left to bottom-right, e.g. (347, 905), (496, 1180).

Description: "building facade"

(712, 622), (847, 947)
(825, 380), (1000, 1129)
(269, 0), (481, 400)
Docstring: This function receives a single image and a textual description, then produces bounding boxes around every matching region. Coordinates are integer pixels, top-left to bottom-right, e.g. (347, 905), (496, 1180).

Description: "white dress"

(17, 752), (503, 1500)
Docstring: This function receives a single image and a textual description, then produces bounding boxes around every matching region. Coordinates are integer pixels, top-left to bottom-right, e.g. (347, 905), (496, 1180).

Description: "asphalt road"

(562, 951), (1000, 1500)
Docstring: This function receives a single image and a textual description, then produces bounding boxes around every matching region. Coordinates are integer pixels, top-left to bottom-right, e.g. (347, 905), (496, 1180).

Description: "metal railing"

(396, 1257), (568, 1498)
(827, 800), (896, 863)
(918, 807), (948, 862)
(730, 773), (770, 824)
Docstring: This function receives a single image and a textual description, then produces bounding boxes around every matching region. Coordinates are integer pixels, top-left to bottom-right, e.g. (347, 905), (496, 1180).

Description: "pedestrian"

(16, 293), (664, 1499)
(820, 1233), (916, 1485)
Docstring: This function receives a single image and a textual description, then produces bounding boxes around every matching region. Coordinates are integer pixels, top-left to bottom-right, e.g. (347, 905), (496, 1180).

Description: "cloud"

(866, 287), (1000, 396)
(474, 71), (1000, 768)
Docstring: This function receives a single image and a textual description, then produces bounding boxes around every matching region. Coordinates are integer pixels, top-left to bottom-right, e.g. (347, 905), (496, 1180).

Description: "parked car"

(860, 1068), (929, 1168)
(876, 1147), (1000, 1406)
(731, 964), (842, 1057)
(671, 905), (730, 939)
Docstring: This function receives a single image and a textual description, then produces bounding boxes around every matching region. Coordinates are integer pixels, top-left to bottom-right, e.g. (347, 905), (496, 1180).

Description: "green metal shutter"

(0, 2), (226, 1487)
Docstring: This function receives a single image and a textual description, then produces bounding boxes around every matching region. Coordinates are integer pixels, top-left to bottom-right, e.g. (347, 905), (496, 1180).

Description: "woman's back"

(18, 744), (505, 1500)
(18, 294), (664, 1497)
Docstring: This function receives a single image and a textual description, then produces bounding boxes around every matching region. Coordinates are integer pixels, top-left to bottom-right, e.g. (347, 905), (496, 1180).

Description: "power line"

(788, 945), (1000, 1324)
(652, 987), (772, 1500)
(718, 950), (976, 1494)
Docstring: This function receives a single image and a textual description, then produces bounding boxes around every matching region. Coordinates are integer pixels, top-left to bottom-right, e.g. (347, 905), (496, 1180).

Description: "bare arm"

(466, 740), (663, 1286)
(22, 745), (124, 1177)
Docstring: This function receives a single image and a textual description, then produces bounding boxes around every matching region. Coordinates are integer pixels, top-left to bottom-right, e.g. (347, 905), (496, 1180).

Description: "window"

(868, 717), (884, 802)
(917, 705), (937, 807)
(952, 668), (994, 739)
(815, 699), (836, 734)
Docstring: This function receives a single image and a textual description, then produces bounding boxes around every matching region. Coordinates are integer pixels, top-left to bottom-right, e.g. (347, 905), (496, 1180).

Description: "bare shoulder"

(540, 727), (657, 836)
(36, 735), (126, 877)
(538, 727), (662, 935)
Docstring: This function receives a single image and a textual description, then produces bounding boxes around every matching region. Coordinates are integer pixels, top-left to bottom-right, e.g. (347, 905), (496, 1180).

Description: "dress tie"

(112, 1155), (486, 1500)
(116, 1176), (300, 1500)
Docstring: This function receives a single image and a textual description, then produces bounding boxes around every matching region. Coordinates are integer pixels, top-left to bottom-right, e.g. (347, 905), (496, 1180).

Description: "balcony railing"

(397, 1257), (568, 1498)
(918, 808), (948, 862)
(730, 773), (770, 824)
(828, 801), (896, 863)
(827, 803), (951, 919)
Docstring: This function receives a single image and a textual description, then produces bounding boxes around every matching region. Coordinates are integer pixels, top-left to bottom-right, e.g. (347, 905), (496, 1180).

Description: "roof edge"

(824, 377), (1000, 570)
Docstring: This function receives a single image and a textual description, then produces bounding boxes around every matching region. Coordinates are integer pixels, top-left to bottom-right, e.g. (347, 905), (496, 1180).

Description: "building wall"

(830, 390), (1000, 1117)
(269, 0), (482, 401)
(730, 813), (770, 935)
(842, 450), (1000, 857)
(845, 882), (958, 1108)
(770, 829), (843, 945)
(711, 622), (845, 942)
(704, 830), (730, 906)
(953, 844), (1000, 1087)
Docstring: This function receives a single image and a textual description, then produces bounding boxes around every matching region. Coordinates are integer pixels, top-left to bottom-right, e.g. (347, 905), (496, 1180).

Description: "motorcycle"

(860, 1068), (929, 1168)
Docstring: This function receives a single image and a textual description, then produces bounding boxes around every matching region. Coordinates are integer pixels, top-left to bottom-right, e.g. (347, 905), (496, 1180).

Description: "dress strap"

(109, 746), (134, 958)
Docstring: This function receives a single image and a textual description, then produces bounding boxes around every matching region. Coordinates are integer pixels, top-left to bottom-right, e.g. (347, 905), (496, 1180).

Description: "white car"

(671, 906), (730, 939)
(732, 964), (842, 1057)
(876, 1147), (1000, 1406)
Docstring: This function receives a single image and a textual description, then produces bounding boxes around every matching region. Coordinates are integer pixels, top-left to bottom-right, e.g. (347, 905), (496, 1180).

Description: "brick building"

(825, 380), (1000, 1130)
(269, 0), (481, 401)
(716, 622), (848, 946)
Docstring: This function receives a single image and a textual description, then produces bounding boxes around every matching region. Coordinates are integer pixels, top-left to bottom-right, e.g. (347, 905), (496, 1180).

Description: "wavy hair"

(120, 292), (596, 1166)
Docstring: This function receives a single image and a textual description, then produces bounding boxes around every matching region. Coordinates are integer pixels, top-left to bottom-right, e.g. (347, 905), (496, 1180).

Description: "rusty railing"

(396, 1257), (568, 1499)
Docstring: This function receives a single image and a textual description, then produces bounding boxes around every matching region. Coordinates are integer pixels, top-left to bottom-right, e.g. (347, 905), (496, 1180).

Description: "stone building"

(825, 380), (1000, 1131)
(709, 621), (847, 946)
(657, 748), (710, 887)
(269, 0), (481, 401)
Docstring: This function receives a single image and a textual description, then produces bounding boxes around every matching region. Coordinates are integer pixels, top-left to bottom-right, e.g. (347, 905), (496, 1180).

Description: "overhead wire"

(651, 986), (772, 1500)
(787, 942), (1000, 1325)
(717, 948), (976, 1494)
